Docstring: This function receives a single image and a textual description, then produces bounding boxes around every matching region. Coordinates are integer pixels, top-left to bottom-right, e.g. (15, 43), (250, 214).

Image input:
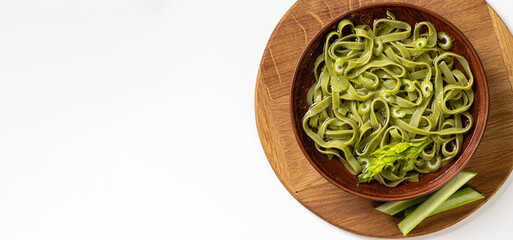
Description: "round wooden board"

(255, 0), (513, 238)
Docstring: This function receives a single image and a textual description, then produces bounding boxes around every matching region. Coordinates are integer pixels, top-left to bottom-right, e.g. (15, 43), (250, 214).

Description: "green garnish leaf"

(358, 139), (433, 183)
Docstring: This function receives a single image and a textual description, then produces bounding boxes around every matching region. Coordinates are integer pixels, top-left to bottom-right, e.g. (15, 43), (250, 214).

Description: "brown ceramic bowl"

(290, 3), (489, 201)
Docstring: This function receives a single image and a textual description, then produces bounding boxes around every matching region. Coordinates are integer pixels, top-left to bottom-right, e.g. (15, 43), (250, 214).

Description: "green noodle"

(302, 12), (474, 187)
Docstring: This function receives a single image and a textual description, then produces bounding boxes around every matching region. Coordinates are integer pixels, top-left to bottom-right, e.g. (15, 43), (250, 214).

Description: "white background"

(0, 0), (511, 239)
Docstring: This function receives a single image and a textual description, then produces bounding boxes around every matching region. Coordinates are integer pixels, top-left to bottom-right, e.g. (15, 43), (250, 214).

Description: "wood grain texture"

(488, 5), (513, 92)
(255, 0), (513, 238)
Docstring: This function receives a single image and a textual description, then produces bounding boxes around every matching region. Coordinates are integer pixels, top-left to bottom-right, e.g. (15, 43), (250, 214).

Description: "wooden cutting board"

(255, 0), (513, 238)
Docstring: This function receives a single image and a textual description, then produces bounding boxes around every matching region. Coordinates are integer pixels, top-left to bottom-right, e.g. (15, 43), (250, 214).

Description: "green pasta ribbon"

(302, 11), (474, 187)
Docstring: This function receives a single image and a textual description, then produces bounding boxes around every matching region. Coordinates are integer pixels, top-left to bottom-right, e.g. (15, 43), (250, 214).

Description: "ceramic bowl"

(290, 3), (489, 201)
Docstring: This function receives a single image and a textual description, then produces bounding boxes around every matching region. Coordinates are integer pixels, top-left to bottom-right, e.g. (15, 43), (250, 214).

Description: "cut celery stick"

(403, 205), (415, 217)
(430, 186), (484, 215)
(403, 187), (484, 217)
(376, 195), (429, 216)
(398, 170), (477, 236)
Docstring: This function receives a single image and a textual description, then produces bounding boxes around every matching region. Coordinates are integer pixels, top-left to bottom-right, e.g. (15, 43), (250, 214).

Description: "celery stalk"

(376, 195), (429, 216)
(403, 187), (484, 217)
(397, 170), (477, 235)
(403, 205), (416, 217)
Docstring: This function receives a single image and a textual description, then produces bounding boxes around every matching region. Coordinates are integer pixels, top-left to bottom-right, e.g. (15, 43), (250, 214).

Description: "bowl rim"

(289, 2), (490, 201)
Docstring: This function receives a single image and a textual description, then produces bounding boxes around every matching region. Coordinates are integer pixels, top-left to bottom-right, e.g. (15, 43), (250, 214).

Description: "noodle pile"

(302, 12), (474, 187)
